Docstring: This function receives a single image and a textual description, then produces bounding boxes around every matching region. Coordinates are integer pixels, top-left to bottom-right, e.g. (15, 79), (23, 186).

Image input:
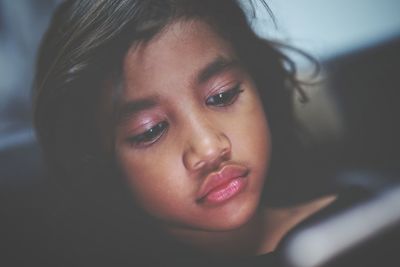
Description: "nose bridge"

(183, 110), (231, 171)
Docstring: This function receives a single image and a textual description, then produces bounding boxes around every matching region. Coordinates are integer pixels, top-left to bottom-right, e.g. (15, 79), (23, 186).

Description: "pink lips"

(196, 164), (249, 205)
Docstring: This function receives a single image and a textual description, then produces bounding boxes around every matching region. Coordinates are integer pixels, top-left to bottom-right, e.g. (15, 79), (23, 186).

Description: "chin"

(201, 195), (261, 232)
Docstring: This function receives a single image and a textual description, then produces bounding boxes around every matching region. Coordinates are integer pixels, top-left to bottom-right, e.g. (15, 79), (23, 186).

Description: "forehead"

(121, 19), (237, 98)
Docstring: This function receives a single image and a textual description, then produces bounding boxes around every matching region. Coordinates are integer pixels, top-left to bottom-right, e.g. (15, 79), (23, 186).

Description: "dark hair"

(33, 0), (314, 260)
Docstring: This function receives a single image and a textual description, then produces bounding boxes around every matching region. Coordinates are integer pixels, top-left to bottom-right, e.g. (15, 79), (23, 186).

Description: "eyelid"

(207, 79), (240, 96)
(205, 82), (243, 107)
(126, 120), (168, 148)
(130, 120), (159, 133)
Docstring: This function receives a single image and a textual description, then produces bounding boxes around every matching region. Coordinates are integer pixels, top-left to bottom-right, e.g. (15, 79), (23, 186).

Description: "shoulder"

(275, 185), (374, 250)
(259, 194), (337, 253)
(263, 185), (374, 253)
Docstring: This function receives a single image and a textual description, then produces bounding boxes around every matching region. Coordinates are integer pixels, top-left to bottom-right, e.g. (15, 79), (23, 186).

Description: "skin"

(113, 19), (336, 255)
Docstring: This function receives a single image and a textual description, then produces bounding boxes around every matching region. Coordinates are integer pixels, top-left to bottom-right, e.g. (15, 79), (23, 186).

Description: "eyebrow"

(197, 56), (239, 84)
(116, 96), (159, 125)
(116, 56), (239, 124)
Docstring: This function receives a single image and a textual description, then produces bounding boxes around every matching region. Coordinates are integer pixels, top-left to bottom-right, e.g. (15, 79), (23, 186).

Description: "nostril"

(193, 160), (206, 171)
(182, 130), (232, 173)
(220, 147), (231, 159)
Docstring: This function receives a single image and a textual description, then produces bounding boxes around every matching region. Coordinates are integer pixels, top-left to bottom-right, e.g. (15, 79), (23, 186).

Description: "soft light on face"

(114, 20), (271, 235)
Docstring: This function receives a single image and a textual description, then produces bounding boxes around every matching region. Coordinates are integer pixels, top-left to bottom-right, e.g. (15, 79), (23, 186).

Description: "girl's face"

(114, 20), (271, 234)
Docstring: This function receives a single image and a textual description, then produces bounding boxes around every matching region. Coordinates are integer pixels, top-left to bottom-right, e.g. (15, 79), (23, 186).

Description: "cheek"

(115, 148), (190, 218)
(250, 102), (271, 160)
(231, 95), (271, 179)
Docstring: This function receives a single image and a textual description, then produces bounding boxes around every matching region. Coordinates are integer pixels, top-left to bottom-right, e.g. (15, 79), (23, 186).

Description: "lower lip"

(202, 177), (247, 205)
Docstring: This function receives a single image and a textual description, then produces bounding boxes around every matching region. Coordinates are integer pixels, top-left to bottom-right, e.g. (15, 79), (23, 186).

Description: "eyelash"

(127, 84), (243, 147)
(205, 83), (243, 107)
(127, 121), (168, 147)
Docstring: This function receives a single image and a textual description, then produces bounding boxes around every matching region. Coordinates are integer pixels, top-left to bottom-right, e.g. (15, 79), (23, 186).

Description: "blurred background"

(0, 0), (60, 187)
(0, 0), (399, 266)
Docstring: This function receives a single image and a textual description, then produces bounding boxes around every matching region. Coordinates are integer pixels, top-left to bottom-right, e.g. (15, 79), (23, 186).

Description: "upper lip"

(196, 164), (249, 201)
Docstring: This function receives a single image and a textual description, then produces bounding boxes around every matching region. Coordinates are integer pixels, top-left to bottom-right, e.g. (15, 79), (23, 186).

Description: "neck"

(163, 195), (337, 257)
(164, 207), (270, 257)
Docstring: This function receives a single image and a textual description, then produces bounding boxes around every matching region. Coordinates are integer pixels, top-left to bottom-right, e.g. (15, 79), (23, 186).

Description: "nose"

(182, 120), (231, 173)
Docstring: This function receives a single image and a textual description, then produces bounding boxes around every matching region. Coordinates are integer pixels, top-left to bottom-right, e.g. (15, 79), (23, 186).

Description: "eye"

(128, 121), (168, 146)
(205, 84), (243, 107)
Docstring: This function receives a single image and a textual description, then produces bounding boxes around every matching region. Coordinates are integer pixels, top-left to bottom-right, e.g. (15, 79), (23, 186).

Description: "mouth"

(196, 164), (249, 205)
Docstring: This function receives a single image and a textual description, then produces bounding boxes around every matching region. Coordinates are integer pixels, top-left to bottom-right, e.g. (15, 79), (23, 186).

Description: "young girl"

(33, 0), (337, 266)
